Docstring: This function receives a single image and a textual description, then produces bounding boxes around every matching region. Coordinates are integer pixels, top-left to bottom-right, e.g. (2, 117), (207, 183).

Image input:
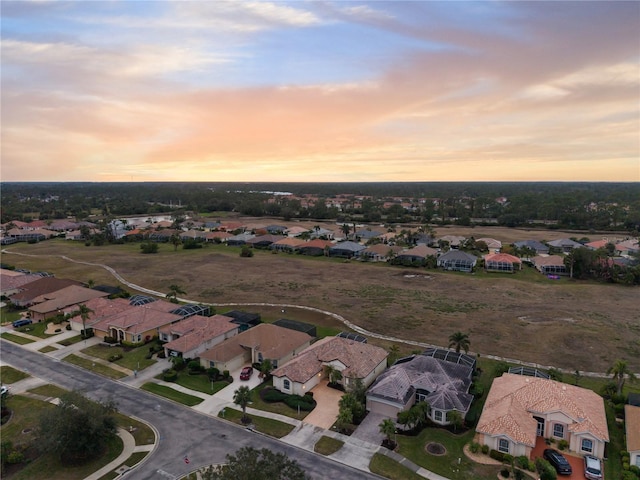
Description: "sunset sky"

(2, 1), (639, 183)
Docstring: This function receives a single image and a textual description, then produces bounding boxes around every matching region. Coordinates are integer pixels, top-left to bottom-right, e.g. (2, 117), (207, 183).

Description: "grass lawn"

(172, 372), (231, 395)
(63, 354), (128, 379)
(0, 307), (26, 325)
(313, 436), (344, 455)
(113, 412), (156, 445)
(0, 332), (35, 345)
(604, 402), (625, 480)
(219, 407), (294, 438)
(140, 383), (203, 406)
(39, 345), (58, 353)
(0, 366), (30, 384)
(15, 321), (54, 338)
(81, 344), (156, 371)
(396, 427), (501, 480)
(28, 384), (68, 398)
(58, 334), (84, 346)
(369, 453), (425, 480)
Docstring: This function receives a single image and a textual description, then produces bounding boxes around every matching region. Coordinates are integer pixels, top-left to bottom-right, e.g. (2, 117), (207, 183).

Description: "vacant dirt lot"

(3, 231), (638, 372)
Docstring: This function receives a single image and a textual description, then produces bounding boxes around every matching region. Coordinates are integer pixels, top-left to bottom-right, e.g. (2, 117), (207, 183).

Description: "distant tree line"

(1, 182), (639, 233)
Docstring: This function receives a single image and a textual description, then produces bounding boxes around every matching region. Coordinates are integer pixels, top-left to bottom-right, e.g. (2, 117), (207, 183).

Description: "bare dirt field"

(3, 229), (638, 372)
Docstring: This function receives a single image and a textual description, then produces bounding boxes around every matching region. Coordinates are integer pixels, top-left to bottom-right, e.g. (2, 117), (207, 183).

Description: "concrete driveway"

(303, 381), (343, 429)
(214, 364), (263, 402)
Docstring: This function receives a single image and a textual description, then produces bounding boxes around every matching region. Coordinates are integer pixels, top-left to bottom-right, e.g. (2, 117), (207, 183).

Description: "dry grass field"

(3, 225), (638, 373)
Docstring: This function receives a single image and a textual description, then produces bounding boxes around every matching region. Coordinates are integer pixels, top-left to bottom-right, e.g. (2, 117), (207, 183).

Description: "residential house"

(437, 250), (477, 272)
(484, 253), (522, 273)
(286, 226), (309, 237)
(6, 228), (58, 242)
(395, 245), (438, 265)
(272, 336), (388, 397)
(272, 318), (317, 338)
(65, 297), (133, 332)
(514, 240), (549, 255)
(179, 230), (208, 242)
(532, 255), (567, 276)
(0, 270), (42, 297)
(476, 237), (502, 252)
(9, 277), (82, 307)
(328, 241), (366, 258)
(226, 232), (255, 246)
(205, 231), (232, 243)
(584, 239), (613, 251)
(298, 239), (333, 256)
(270, 237), (306, 253)
(162, 315), (239, 359)
(246, 234), (284, 249)
(92, 305), (183, 344)
(354, 228), (384, 242)
(199, 323), (313, 373)
(626, 404), (640, 468)
(547, 238), (583, 253)
(476, 373), (609, 459)
(28, 285), (109, 322)
(266, 225), (287, 235)
(366, 353), (474, 425)
(360, 244), (402, 262)
(309, 227), (334, 240)
(615, 239), (639, 256)
(438, 235), (466, 249)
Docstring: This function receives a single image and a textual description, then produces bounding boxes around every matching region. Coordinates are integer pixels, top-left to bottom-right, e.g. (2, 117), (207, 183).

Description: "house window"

(553, 423), (564, 439)
(498, 439), (510, 454)
(283, 379), (290, 391)
(209, 361), (215, 368)
(581, 438), (593, 453)
(433, 410), (443, 422)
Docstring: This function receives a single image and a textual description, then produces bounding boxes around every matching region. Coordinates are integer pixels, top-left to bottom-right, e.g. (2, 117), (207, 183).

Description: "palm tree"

(379, 418), (396, 448)
(170, 233), (182, 251)
(607, 359), (637, 396)
(448, 332), (470, 354)
(340, 223), (351, 239)
(388, 345), (400, 366)
(233, 386), (251, 423)
(325, 365), (342, 385)
(77, 304), (94, 337)
(259, 359), (273, 379)
(447, 410), (464, 433)
(166, 284), (186, 303)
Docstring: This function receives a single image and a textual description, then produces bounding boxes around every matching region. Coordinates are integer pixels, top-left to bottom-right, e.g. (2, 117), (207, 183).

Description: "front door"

(534, 416), (545, 437)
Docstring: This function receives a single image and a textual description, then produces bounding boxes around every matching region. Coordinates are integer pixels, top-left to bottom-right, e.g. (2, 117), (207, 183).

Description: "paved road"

(1, 340), (381, 480)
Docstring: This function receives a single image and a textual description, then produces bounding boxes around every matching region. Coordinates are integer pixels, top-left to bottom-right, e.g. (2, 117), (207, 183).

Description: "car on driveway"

(583, 455), (602, 479)
(12, 319), (32, 328)
(543, 449), (572, 475)
(240, 366), (253, 381)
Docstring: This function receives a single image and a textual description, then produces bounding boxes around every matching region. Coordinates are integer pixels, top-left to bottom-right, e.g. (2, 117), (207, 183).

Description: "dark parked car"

(543, 449), (572, 475)
(240, 366), (253, 381)
(583, 455), (602, 480)
(12, 318), (32, 328)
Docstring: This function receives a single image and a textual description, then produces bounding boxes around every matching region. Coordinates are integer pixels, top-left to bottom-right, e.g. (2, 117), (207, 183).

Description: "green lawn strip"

(39, 345), (58, 353)
(81, 344), (155, 371)
(96, 471), (119, 480)
(604, 402), (624, 480)
(247, 379), (310, 421)
(140, 383), (203, 406)
(113, 412), (156, 446)
(63, 354), (128, 379)
(1, 332), (36, 344)
(58, 334), (84, 346)
(316, 325), (343, 338)
(369, 453), (425, 480)
(314, 436), (344, 455)
(122, 451), (149, 467)
(173, 372), (231, 395)
(395, 427), (500, 480)
(0, 365), (30, 384)
(28, 384), (68, 398)
(219, 407), (294, 438)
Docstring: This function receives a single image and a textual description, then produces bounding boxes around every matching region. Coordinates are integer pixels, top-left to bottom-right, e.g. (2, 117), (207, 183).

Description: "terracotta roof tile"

(163, 315), (237, 354)
(625, 405), (640, 452)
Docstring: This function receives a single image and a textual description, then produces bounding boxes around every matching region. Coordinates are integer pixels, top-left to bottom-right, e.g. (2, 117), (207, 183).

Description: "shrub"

(503, 453), (514, 464)
(481, 444), (489, 454)
(557, 439), (568, 451)
(222, 370), (230, 379)
(187, 360), (201, 371)
(490, 450), (505, 462)
(470, 442), (480, 454)
(261, 388), (288, 403)
(65, 324), (72, 330)
(283, 395), (316, 411)
(108, 353), (123, 362)
(163, 369), (177, 382)
(535, 457), (557, 480)
(104, 336), (118, 344)
(514, 469), (526, 480)
(629, 465), (640, 476)
(515, 456), (529, 470)
(157, 351), (166, 359)
(207, 367), (219, 379)
(7, 451), (24, 464)
(622, 472), (638, 480)
(500, 467), (510, 478)
(623, 461), (630, 470)
(81, 328), (94, 339)
(304, 391), (314, 399)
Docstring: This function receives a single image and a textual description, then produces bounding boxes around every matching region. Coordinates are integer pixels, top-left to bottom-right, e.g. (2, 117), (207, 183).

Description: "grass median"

(63, 354), (128, 379)
(0, 365), (30, 384)
(1, 332), (35, 345)
(140, 382), (204, 406)
(219, 407), (294, 438)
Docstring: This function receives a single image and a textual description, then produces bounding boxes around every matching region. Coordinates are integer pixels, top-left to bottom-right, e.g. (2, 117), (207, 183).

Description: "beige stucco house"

(626, 404), (640, 468)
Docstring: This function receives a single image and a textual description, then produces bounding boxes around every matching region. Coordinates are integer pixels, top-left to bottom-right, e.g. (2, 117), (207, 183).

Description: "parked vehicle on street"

(240, 366), (253, 381)
(543, 449), (572, 475)
(583, 455), (602, 479)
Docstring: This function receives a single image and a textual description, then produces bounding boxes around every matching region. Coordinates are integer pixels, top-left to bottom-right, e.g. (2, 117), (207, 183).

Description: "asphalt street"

(1, 340), (381, 480)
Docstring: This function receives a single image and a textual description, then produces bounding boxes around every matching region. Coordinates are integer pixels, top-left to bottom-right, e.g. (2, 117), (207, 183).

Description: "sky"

(1, 1), (639, 183)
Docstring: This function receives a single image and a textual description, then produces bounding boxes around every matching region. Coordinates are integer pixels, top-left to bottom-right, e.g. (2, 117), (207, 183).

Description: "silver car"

(583, 455), (602, 480)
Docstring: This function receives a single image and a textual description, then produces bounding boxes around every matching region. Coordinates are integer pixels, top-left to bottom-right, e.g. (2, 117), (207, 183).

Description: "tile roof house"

(92, 304), (183, 344)
(246, 234), (285, 249)
(272, 336), (388, 397)
(366, 354), (474, 425)
(205, 231), (232, 243)
(360, 244), (403, 262)
(547, 238), (584, 253)
(615, 239), (640, 256)
(395, 245), (438, 264)
(532, 255), (568, 276)
(285, 226), (309, 237)
(199, 323), (313, 374)
(438, 235), (466, 249)
(65, 297), (133, 332)
(270, 237), (306, 252)
(161, 314), (239, 359)
(9, 277), (82, 307)
(514, 240), (549, 255)
(484, 253), (522, 273)
(625, 405), (640, 468)
(436, 250), (477, 272)
(28, 285), (109, 322)
(476, 373), (609, 460)
(298, 239), (333, 256)
(476, 237), (502, 252)
(0, 270), (42, 297)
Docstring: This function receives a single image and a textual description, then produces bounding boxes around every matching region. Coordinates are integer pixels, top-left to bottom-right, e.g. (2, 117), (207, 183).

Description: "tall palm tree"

(233, 386), (251, 423)
(379, 418), (396, 447)
(340, 223), (351, 239)
(166, 284), (186, 302)
(77, 304), (94, 337)
(325, 365), (342, 385)
(388, 345), (400, 366)
(607, 359), (637, 396)
(448, 332), (470, 354)
(447, 410), (464, 433)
